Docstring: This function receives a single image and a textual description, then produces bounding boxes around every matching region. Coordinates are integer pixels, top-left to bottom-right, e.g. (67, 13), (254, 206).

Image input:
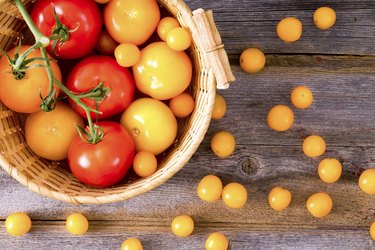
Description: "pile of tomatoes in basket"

(0, 0), (195, 188)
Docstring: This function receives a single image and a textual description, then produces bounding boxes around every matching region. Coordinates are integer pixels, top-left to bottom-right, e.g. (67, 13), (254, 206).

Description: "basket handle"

(192, 8), (235, 89)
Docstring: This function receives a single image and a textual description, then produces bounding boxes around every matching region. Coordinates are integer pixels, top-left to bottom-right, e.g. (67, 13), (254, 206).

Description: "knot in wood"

(238, 156), (259, 176)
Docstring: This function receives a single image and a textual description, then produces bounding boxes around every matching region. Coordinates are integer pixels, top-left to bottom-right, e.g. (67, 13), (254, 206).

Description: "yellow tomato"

(306, 192), (333, 218)
(197, 175), (223, 202)
(133, 151), (158, 177)
(212, 94), (227, 120)
(239, 48), (266, 73)
(318, 158), (342, 183)
(104, 0), (160, 45)
(268, 187), (292, 211)
(171, 215), (194, 237)
(370, 222), (375, 240)
(276, 17), (302, 43)
(169, 92), (195, 118)
(115, 43), (141, 67)
(95, 29), (118, 55)
(291, 86), (314, 109)
(66, 213), (89, 235)
(205, 232), (229, 250)
(303, 135), (326, 158)
(314, 7), (336, 30)
(267, 105), (294, 132)
(25, 102), (84, 161)
(133, 42), (192, 100)
(210, 131), (236, 158)
(222, 183), (247, 208)
(359, 169), (375, 195)
(5, 212), (32, 237)
(157, 17), (180, 41)
(166, 27), (192, 51)
(121, 98), (177, 155)
(121, 238), (143, 250)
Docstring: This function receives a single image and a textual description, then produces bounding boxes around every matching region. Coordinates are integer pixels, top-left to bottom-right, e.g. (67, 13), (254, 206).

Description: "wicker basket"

(0, 0), (235, 204)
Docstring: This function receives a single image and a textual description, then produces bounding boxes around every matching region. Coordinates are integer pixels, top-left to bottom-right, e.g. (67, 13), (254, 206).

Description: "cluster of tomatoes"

(0, 0), (198, 188)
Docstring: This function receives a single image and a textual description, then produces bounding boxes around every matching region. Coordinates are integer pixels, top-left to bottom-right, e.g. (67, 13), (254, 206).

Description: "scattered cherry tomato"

(269, 187), (292, 211)
(121, 238), (144, 250)
(104, 0), (160, 45)
(212, 95), (227, 120)
(66, 213), (89, 235)
(133, 151), (158, 178)
(96, 29), (119, 55)
(306, 192), (333, 218)
(205, 232), (229, 250)
(157, 17), (180, 41)
(222, 183), (247, 209)
(359, 169), (375, 194)
(240, 48), (266, 73)
(291, 86), (314, 109)
(370, 222), (375, 240)
(267, 105), (294, 132)
(318, 158), (342, 183)
(68, 122), (135, 187)
(276, 17), (302, 43)
(5, 212), (32, 237)
(169, 92), (195, 118)
(121, 98), (177, 155)
(115, 43), (141, 67)
(303, 135), (326, 158)
(210, 131), (236, 158)
(133, 42), (192, 100)
(31, 0), (102, 59)
(166, 27), (192, 51)
(171, 215), (194, 237)
(66, 55), (135, 119)
(25, 102), (84, 161)
(314, 7), (336, 30)
(197, 175), (223, 202)
(0, 45), (61, 113)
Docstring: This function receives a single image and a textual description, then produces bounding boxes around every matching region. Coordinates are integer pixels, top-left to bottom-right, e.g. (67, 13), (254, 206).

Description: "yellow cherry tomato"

(205, 232), (229, 250)
(318, 158), (342, 183)
(267, 105), (294, 132)
(5, 212), (32, 237)
(314, 7), (336, 30)
(212, 94), (227, 120)
(66, 213), (89, 235)
(133, 42), (192, 100)
(115, 43), (141, 67)
(169, 92), (195, 118)
(171, 215), (194, 237)
(157, 17), (180, 41)
(306, 192), (333, 218)
(121, 98), (177, 155)
(303, 135), (326, 158)
(121, 238), (143, 250)
(133, 151), (158, 177)
(291, 86), (314, 109)
(210, 131), (236, 158)
(268, 187), (292, 211)
(276, 17), (302, 43)
(239, 48), (266, 74)
(197, 175), (223, 202)
(222, 183), (247, 209)
(166, 27), (192, 51)
(359, 169), (375, 195)
(370, 221), (375, 240)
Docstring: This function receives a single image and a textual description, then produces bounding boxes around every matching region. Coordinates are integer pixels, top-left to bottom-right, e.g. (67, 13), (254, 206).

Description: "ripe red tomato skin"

(66, 55), (135, 119)
(30, 0), (102, 59)
(68, 122), (135, 188)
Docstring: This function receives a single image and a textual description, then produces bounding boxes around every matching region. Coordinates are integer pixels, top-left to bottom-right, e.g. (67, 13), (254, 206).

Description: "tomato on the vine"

(30, 0), (102, 59)
(0, 45), (61, 113)
(68, 122), (135, 188)
(66, 55), (135, 119)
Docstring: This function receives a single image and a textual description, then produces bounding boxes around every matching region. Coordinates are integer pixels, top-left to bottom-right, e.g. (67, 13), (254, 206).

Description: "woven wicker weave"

(0, 0), (235, 204)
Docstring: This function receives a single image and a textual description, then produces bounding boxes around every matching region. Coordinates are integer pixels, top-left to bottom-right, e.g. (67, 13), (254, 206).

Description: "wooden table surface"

(1, 0), (375, 249)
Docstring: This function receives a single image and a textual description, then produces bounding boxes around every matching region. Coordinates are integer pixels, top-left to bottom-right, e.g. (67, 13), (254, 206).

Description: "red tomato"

(68, 122), (135, 187)
(66, 55), (135, 119)
(30, 0), (102, 59)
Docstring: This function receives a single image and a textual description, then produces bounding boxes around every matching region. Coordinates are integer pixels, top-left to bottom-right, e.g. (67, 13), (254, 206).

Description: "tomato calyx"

(76, 123), (105, 145)
(74, 82), (111, 103)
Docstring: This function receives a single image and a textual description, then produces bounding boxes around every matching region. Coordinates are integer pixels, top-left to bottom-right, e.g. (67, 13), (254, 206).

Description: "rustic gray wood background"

(1, 0), (375, 249)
